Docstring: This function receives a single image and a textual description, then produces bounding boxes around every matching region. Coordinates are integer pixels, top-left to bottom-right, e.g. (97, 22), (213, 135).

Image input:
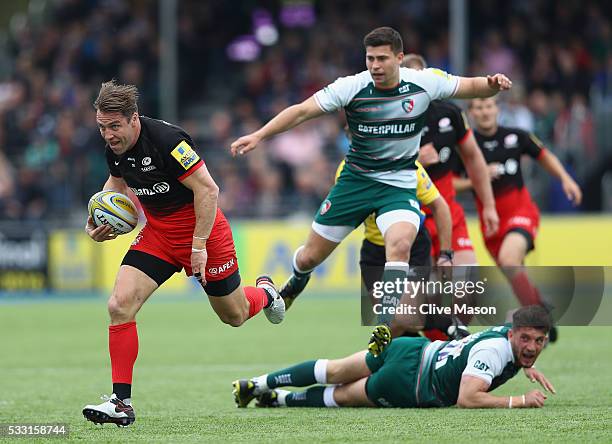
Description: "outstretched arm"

(457, 375), (548, 408)
(230, 96), (325, 156)
(453, 74), (512, 99)
(537, 149), (582, 206)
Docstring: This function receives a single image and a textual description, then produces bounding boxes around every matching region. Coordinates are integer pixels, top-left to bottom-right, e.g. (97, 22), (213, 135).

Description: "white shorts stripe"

(376, 210), (420, 237)
(311, 222), (353, 243)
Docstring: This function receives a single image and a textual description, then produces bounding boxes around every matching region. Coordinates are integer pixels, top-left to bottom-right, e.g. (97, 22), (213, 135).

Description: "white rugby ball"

(88, 190), (138, 235)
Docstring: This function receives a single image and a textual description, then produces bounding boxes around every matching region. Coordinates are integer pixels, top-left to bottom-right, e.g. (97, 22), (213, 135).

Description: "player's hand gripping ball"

(88, 191), (138, 235)
(368, 325), (392, 357)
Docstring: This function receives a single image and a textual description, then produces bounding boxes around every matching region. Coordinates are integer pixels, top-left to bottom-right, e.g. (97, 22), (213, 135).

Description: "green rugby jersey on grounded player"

(314, 67), (459, 189)
(416, 325), (520, 407)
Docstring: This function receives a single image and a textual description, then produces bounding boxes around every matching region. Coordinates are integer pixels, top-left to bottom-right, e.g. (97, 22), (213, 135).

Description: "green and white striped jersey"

(314, 67), (459, 188)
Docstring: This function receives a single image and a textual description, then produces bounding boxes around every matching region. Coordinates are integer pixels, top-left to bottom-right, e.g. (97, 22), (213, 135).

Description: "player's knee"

(107, 292), (136, 321)
(385, 237), (412, 261)
(325, 360), (342, 384)
(297, 247), (321, 270)
(218, 309), (247, 327)
(497, 252), (521, 267)
(331, 387), (348, 406)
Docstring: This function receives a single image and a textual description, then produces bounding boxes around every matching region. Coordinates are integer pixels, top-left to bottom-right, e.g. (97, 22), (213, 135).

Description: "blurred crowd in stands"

(0, 0), (610, 223)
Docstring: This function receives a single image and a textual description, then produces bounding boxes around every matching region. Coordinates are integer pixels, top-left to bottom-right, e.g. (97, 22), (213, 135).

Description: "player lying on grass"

(233, 305), (555, 408)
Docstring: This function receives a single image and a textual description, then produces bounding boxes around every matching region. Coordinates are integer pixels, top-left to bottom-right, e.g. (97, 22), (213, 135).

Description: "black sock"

(263, 289), (274, 308)
(113, 383), (131, 401)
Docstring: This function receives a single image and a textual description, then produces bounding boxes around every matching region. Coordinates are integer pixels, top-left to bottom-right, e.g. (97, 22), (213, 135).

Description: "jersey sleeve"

(520, 130), (546, 159)
(166, 138), (204, 181)
(414, 68), (459, 100)
(462, 339), (510, 385)
(416, 161), (440, 206)
(147, 118), (204, 181)
(105, 148), (122, 177)
(314, 71), (370, 113)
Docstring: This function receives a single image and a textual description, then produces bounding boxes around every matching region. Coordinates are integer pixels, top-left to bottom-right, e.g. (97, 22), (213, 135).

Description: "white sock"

(314, 359), (328, 384)
(252, 375), (268, 395)
(323, 386), (339, 407)
(276, 389), (291, 407)
(384, 261), (410, 271)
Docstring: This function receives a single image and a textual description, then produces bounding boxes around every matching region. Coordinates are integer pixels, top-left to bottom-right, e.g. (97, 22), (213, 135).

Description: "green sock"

(266, 360), (317, 388)
(285, 386), (326, 407)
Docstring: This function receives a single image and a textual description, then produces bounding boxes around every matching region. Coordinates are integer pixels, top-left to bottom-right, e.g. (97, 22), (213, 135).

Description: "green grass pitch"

(1, 293), (611, 443)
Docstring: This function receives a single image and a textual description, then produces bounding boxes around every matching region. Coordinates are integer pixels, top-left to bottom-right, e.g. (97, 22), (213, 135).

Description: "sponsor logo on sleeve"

(171, 141), (200, 170)
(430, 68), (450, 79)
(473, 360), (490, 372)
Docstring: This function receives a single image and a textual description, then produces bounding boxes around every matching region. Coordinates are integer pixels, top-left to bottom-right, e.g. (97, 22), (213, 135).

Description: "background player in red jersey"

(403, 54), (497, 266)
(81, 81), (285, 427)
(457, 97), (581, 327)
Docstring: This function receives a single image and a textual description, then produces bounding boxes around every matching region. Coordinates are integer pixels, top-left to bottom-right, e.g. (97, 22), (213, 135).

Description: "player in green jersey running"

(233, 305), (555, 409)
(230, 26), (511, 310)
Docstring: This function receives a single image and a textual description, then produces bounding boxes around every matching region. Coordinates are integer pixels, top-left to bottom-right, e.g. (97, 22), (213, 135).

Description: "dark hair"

(402, 53), (427, 69)
(94, 79), (139, 118)
(363, 27), (403, 54)
(512, 305), (552, 333)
